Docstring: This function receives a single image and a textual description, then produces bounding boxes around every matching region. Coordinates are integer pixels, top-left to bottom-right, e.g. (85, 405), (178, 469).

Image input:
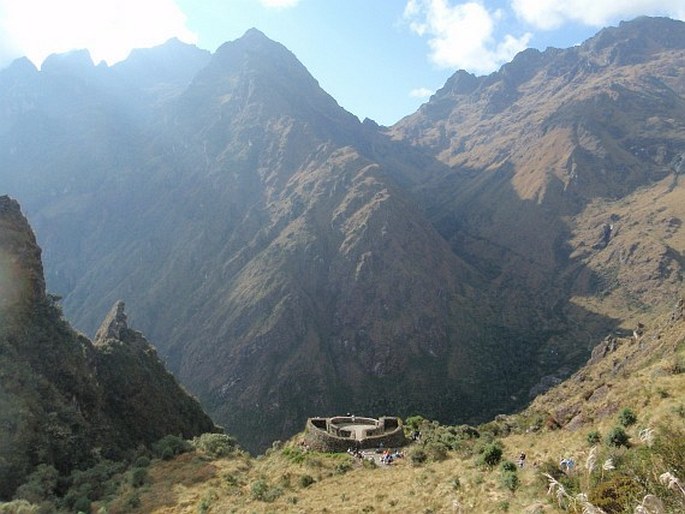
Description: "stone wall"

(303, 416), (407, 452)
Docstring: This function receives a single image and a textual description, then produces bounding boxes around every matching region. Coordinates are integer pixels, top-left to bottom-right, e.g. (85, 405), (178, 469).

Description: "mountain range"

(1, 16), (684, 452)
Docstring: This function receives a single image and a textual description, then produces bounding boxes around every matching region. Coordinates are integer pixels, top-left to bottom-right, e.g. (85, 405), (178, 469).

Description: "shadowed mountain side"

(0, 196), (217, 500)
(163, 145), (494, 450)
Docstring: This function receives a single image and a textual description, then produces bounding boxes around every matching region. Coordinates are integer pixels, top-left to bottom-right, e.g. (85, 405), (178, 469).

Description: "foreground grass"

(3, 308), (684, 513)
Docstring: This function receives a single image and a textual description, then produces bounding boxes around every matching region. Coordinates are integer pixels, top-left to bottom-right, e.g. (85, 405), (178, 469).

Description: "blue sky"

(1, 0), (684, 125)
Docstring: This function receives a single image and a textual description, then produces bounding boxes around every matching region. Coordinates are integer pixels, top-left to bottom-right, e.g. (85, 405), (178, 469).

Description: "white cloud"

(409, 87), (434, 98)
(259, 0), (301, 8)
(512, 0), (685, 30)
(404, 0), (531, 75)
(0, 0), (197, 68)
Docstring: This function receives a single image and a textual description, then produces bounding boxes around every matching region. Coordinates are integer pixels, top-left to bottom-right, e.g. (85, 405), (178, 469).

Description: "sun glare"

(0, 0), (197, 67)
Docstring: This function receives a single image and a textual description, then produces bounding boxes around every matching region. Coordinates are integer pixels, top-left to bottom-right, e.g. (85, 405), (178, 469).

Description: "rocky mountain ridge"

(1, 18), (684, 451)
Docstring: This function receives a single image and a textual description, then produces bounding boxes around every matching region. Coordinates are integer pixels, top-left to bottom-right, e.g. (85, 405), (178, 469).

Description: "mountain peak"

(95, 301), (128, 343)
(214, 26), (290, 61)
(582, 16), (685, 64)
(2, 57), (37, 77)
(241, 27), (269, 40)
(41, 48), (95, 73)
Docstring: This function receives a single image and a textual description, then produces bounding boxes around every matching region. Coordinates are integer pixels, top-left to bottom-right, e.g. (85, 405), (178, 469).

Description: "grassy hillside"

(5, 298), (682, 513)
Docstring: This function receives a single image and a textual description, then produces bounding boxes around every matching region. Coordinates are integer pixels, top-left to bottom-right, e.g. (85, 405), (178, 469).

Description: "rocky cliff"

(0, 196), (217, 500)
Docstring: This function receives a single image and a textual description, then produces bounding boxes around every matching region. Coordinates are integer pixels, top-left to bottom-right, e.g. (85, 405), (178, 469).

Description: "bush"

(251, 479), (282, 502)
(499, 460), (517, 473)
(335, 462), (353, 475)
(153, 435), (191, 460)
(281, 446), (306, 464)
(13, 465), (59, 504)
(362, 458), (377, 469)
(450, 476), (461, 490)
(404, 415), (427, 431)
(72, 496), (91, 513)
(477, 441), (503, 467)
(126, 492), (141, 509)
(587, 430), (602, 445)
(298, 474), (315, 488)
(605, 426), (630, 448)
(0, 500), (39, 514)
(191, 433), (237, 458)
(130, 467), (147, 488)
(425, 441), (448, 462)
(409, 448), (427, 466)
(134, 456), (151, 468)
(500, 471), (519, 492)
(588, 474), (642, 513)
(618, 408), (637, 427)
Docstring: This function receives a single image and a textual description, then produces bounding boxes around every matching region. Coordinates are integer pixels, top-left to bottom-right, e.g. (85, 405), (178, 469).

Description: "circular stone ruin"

(302, 416), (407, 452)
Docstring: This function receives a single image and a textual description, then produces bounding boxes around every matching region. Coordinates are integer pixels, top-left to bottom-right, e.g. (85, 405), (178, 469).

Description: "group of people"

(347, 447), (365, 459)
(379, 449), (404, 465)
(346, 446), (405, 465)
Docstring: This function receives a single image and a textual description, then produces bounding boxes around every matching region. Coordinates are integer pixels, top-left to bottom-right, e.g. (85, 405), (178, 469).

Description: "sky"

(1, 0), (684, 125)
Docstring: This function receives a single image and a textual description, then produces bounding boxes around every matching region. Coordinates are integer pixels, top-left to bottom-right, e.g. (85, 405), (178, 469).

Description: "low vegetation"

(1, 292), (684, 512)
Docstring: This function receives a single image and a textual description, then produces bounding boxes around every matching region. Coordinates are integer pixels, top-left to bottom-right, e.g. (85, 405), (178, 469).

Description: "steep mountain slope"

(17, 30), (517, 451)
(2, 19), (684, 452)
(0, 196), (217, 500)
(390, 16), (685, 341)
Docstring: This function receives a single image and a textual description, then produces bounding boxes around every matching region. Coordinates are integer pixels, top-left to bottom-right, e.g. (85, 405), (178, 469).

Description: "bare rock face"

(0, 195), (45, 309)
(94, 300), (128, 342)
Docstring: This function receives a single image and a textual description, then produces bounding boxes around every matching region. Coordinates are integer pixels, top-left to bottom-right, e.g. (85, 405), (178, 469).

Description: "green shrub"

(0, 500), (39, 513)
(134, 456), (151, 468)
(13, 465), (59, 504)
(298, 474), (315, 488)
(605, 426), (630, 448)
(250, 479), (282, 502)
(500, 471), (519, 492)
(404, 415), (427, 431)
(281, 446), (306, 464)
(335, 462), (353, 475)
(191, 433), (237, 458)
(425, 441), (448, 462)
(130, 467), (147, 488)
(450, 476), (461, 490)
(72, 496), (91, 513)
(409, 448), (427, 466)
(588, 474), (642, 513)
(477, 441), (503, 467)
(153, 434), (191, 460)
(126, 492), (141, 509)
(362, 457), (377, 469)
(499, 460), (517, 473)
(618, 408), (637, 427)
(587, 430), (602, 445)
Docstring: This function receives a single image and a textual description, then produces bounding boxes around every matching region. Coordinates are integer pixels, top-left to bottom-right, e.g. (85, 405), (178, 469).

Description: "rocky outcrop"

(93, 300), (218, 448)
(94, 300), (128, 342)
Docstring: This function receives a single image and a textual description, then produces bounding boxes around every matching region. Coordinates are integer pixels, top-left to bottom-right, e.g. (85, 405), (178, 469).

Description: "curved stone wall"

(303, 416), (407, 452)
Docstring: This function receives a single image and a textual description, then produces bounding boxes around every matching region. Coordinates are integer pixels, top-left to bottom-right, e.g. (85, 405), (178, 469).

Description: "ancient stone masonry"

(303, 416), (407, 452)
